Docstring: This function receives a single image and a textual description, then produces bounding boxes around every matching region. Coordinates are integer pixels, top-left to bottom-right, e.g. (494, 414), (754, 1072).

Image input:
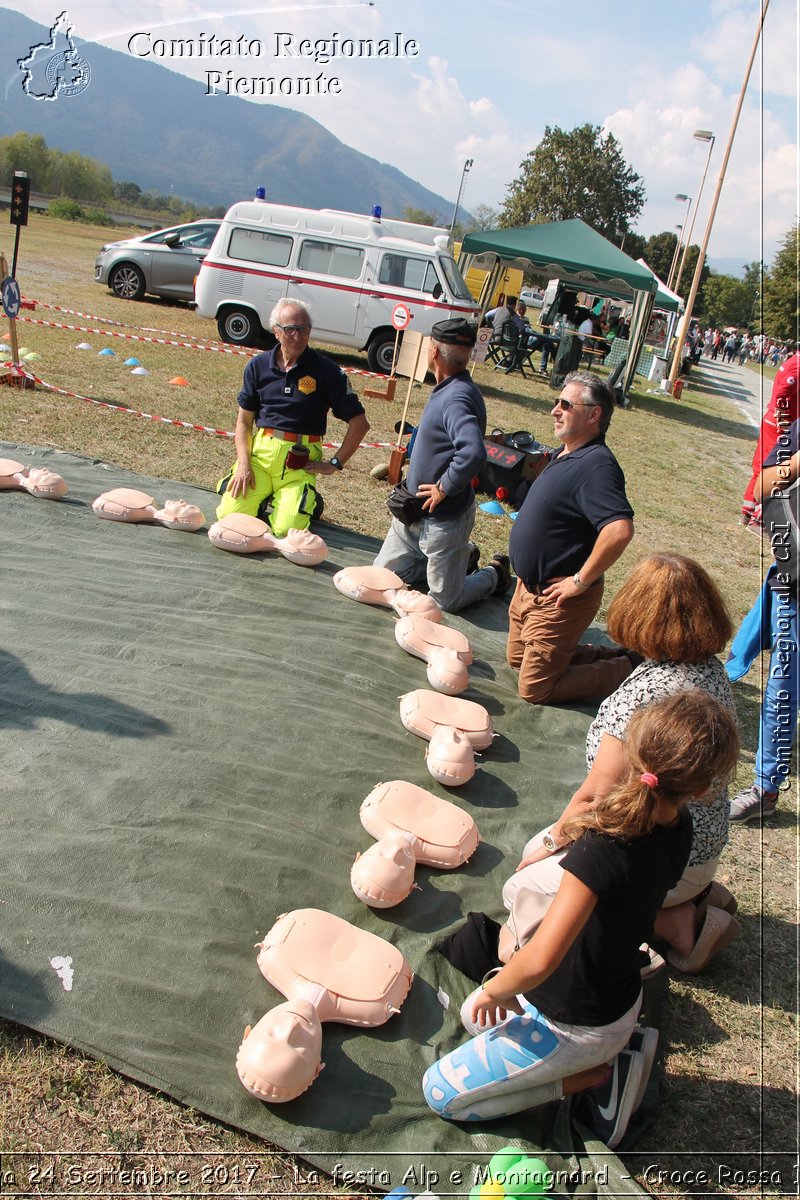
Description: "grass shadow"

(627, 391), (756, 442)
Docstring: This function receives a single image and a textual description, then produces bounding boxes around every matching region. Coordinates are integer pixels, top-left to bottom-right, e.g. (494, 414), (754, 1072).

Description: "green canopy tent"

(640, 257), (687, 358)
(645, 266), (684, 314)
(459, 219), (659, 395)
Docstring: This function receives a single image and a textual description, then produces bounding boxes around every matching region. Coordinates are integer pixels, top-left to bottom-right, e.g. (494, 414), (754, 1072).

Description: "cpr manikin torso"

(351, 780), (480, 907)
(0, 457), (68, 500)
(92, 488), (205, 531)
(399, 689), (494, 786)
(236, 909), (412, 1103)
(394, 614), (473, 694)
(333, 565), (442, 621)
(208, 513), (328, 566)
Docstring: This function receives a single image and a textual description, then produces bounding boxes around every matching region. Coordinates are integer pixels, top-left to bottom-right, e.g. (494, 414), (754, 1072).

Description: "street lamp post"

(449, 158), (473, 239)
(668, 0), (770, 388)
(673, 130), (716, 298)
(667, 195), (691, 290)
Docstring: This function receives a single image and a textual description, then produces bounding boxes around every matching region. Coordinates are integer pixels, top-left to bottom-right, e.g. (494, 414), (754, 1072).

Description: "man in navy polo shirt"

(216, 298), (369, 536)
(373, 318), (511, 613)
(508, 371), (635, 705)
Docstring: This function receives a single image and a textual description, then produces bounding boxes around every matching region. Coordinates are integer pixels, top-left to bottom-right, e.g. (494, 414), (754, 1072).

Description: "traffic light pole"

(9, 170), (30, 279)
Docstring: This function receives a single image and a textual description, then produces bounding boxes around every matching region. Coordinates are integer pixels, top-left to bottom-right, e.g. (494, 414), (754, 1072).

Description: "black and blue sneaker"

(573, 1047), (645, 1149)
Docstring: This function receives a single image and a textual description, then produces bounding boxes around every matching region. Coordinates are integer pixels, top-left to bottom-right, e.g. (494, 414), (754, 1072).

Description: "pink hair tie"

(640, 772), (659, 788)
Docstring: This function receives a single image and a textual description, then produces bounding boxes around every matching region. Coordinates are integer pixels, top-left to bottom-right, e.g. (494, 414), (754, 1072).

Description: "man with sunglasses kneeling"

(507, 371), (635, 705)
(216, 298), (369, 536)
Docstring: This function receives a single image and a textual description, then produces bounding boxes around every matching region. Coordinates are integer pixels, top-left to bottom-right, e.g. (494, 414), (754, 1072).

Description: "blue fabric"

(725, 575), (773, 682)
(422, 1002), (560, 1121)
(754, 582), (799, 791)
(236, 346), (364, 433)
(405, 371), (487, 518)
(373, 507), (496, 613)
(509, 436), (633, 588)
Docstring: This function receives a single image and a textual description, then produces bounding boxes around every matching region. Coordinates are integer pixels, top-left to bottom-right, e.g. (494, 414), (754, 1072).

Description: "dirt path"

(685, 356), (769, 429)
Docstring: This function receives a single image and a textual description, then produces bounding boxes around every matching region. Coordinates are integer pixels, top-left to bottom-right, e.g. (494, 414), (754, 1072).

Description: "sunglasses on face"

(554, 396), (598, 411)
(276, 323), (312, 334)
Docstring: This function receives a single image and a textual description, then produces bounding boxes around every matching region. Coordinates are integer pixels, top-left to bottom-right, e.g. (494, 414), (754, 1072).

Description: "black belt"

(525, 576), (601, 595)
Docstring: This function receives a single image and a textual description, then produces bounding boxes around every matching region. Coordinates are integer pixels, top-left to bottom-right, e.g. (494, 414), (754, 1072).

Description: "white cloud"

(603, 41), (797, 264)
(695, 0), (798, 100)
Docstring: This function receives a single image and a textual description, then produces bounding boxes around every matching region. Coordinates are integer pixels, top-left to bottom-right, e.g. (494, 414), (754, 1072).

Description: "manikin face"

(552, 382), (601, 446)
(240, 999), (323, 1097)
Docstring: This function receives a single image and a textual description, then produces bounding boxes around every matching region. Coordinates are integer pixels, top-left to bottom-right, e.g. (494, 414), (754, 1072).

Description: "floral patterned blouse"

(585, 657), (735, 866)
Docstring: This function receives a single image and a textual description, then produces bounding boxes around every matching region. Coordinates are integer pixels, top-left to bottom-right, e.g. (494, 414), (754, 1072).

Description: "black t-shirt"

(525, 809), (692, 1026)
(509, 437), (633, 588)
(237, 346), (365, 435)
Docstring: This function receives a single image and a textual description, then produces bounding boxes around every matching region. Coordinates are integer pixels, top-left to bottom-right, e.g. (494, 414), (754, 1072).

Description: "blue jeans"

(755, 584), (799, 791)
(373, 503), (496, 613)
(525, 333), (559, 371)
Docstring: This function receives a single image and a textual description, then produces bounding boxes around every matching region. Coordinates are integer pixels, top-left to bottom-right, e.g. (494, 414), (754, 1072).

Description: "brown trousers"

(507, 578), (633, 704)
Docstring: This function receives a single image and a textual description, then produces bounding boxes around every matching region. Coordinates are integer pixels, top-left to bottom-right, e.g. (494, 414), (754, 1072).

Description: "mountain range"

(0, 8), (455, 221)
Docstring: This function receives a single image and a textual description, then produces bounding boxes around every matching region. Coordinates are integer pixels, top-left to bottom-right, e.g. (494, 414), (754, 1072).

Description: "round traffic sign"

(1, 276), (21, 320)
(391, 303), (411, 331)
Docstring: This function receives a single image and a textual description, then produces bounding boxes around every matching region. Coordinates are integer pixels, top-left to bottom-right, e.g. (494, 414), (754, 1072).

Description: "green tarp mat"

(0, 442), (646, 1197)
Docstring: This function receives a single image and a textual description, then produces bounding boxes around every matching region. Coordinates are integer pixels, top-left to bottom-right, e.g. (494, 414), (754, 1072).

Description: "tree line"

(0, 132), (224, 221)
(408, 124), (796, 341)
(3, 130), (795, 341)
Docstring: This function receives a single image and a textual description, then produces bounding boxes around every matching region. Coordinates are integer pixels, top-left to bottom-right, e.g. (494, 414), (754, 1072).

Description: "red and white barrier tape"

(23, 298), (227, 343)
(1, 362), (395, 447)
(18, 302), (392, 379)
(17, 315), (253, 356)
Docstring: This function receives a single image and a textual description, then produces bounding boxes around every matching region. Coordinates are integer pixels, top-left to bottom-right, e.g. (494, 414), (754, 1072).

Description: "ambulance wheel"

(367, 331), (398, 375)
(217, 307), (263, 347)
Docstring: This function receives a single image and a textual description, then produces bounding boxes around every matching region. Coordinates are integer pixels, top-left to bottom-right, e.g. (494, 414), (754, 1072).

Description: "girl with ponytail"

(423, 691), (738, 1144)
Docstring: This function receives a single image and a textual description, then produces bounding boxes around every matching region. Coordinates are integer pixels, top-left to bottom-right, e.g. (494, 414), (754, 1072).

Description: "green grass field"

(0, 214), (796, 1198)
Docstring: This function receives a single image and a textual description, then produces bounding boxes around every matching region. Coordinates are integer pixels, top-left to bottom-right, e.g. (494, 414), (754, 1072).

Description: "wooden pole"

(388, 334), (426, 484)
(667, 0), (770, 387)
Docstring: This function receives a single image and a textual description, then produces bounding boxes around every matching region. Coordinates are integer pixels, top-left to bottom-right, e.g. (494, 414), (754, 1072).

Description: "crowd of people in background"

(703, 327), (793, 366)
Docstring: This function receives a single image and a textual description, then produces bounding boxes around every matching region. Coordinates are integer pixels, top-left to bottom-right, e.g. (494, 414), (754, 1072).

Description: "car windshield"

(439, 256), (474, 302)
(141, 224), (219, 249)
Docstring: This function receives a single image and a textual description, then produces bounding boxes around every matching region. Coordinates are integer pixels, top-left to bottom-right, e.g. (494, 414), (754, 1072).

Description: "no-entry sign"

(392, 303), (411, 331)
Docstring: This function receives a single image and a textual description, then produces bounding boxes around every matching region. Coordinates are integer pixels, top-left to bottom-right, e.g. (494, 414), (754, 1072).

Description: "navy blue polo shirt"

(237, 346), (365, 434)
(509, 435), (633, 588)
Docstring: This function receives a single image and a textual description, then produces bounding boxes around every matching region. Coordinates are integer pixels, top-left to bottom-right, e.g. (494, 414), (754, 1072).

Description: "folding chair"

(491, 323), (534, 379)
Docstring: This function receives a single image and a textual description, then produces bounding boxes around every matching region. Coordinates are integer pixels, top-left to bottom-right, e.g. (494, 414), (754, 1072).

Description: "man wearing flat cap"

(373, 318), (511, 612)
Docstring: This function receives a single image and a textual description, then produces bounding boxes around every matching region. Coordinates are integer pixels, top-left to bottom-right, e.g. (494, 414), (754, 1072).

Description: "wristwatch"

(541, 832), (560, 854)
(572, 572), (589, 591)
(329, 455), (344, 470)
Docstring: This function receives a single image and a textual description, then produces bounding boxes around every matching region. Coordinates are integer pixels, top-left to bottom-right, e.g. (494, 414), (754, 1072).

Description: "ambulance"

(194, 195), (480, 372)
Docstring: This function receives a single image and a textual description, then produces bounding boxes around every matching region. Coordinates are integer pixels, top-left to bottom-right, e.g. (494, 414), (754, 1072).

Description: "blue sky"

(5, 0), (798, 265)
